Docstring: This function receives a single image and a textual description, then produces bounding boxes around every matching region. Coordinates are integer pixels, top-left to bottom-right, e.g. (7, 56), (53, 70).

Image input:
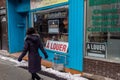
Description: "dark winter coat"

(18, 34), (48, 73)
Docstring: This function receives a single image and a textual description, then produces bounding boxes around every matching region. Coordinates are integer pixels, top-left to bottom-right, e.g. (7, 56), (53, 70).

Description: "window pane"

(33, 6), (68, 46)
(85, 0), (120, 61)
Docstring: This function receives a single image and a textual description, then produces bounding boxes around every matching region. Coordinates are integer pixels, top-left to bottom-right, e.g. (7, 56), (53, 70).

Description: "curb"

(83, 73), (114, 80)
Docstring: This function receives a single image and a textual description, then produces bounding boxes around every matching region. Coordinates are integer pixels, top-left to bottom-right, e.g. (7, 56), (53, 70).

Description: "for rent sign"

(45, 40), (68, 53)
(86, 42), (107, 58)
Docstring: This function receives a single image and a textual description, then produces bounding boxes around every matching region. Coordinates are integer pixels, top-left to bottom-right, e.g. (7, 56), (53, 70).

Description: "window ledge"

(84, 56), (120, 64)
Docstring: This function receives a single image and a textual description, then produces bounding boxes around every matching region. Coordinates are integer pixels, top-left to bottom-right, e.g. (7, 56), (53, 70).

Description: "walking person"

(18, 28), (48, 80)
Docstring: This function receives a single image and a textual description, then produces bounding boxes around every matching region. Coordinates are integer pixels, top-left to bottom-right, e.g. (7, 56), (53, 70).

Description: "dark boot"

(34, 73), (41, 80)
(31, 73), (36, 80)
(32, 73), (41, 80)
(32, 76), (35, 80)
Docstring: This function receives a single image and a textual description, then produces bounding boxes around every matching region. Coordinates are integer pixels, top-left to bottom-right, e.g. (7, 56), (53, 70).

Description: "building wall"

(84, 58), (120, 80)
(0, 0), (6, 8)
(7, 0), (84, 72)
(6, 0), (29, 53)
(0, 0), (8, 50)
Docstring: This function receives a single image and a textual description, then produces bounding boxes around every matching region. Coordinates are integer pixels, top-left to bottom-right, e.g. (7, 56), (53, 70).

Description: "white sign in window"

(48, 20), (59, 33)
(45, 40), (68, 53)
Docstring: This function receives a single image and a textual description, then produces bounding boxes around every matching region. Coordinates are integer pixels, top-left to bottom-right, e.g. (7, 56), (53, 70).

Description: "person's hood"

(25, 34), (40, 43)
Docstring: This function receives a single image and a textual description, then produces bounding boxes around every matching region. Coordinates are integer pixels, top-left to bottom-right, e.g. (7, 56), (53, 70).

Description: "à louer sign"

(45, 40), (68, 53)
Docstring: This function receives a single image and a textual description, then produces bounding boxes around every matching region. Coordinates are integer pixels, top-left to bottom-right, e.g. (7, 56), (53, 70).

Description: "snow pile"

(0, 55), (19, 63)
(42, 66), (88, 80)
(0, 55), (28, 66)
(16, 60), (28, 66)
(0, 55), (88, 80)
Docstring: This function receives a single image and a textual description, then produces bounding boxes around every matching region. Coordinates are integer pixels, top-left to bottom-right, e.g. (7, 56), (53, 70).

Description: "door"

(0, 15), (8, 50)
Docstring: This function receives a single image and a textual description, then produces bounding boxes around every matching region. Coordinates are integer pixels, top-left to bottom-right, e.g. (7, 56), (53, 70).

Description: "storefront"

(6, 0), (84, 73)
(84, 0), (120, 79)
(6, 0), (120, 79)
(30, 0), (84, 72)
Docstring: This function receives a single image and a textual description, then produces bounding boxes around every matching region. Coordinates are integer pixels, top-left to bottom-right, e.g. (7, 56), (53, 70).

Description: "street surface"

(0, 58), (55, 80)
(0, 52), (88, 80)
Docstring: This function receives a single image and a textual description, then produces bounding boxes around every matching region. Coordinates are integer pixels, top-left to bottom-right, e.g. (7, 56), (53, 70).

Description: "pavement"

(0, 59), (31, 80)
(0, 50), (115, 80)
(0, 50), (64, 80)
(0, 57), (56, 80)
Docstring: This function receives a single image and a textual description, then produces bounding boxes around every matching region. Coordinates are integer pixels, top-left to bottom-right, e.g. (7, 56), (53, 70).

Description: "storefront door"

(0, 15), (8, 50)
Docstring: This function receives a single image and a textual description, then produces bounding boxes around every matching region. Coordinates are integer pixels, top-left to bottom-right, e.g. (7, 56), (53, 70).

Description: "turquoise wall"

(16, 0), (30, 12)
(68, 0), (84, 71)
(6, 0), (30, 53)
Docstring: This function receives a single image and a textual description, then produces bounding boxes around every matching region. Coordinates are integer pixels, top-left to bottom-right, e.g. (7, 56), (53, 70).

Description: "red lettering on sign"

(62, 45), (67, 52)
(59, 44), (63, 51)
(46, 40), (68, 53)
(46, 42), (50, 48)
(56, 44), (59, 50)
(50, 43), (53, 49)
(53, 43), (56, 49)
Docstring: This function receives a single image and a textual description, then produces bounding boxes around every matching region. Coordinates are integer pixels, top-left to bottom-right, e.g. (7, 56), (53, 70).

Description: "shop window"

(85, 0), (120, 61)
(33, 6), (68, 46)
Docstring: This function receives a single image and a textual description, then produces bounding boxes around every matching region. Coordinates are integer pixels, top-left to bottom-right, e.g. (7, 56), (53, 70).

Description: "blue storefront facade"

(6, 0), (84, 72)
(5, 0), (120, 79)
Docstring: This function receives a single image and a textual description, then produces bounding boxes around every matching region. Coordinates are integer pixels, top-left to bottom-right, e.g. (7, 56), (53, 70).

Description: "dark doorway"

(0, 22), (2, 49)
(0, 15), (8, 50)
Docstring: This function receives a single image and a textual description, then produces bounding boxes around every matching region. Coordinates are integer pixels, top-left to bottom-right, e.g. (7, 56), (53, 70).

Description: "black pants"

(31, 73), (41, 80)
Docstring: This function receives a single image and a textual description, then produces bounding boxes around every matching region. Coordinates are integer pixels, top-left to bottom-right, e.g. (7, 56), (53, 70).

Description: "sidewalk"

(0, 50), (66, 80)
(0, 50), (114, 80)
(0, 61), (31, 80)
(0, 50), (27, 60)
(82, 73), (114, 80)
(0, 56), (56, 80)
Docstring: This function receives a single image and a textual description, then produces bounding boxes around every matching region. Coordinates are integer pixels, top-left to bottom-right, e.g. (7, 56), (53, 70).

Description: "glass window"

(33, 6), (68, 46)
(85, 0), (120, 61)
